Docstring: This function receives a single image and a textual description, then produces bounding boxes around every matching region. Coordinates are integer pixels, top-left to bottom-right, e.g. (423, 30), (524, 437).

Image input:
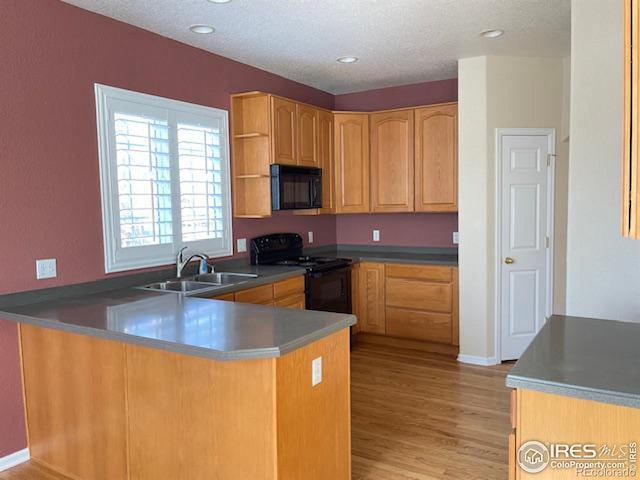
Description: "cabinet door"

(275, 293), (306, 309)
(370, 110), (414, 212)
(234, 284), (274, 304)
(318, 110), (335, 213)
(358, 262), (385, 334)
(297, 104), (319, 167)
(271, 97), (297, 165)
(334, 113), (370, 213)
(414, 104), (457, 212)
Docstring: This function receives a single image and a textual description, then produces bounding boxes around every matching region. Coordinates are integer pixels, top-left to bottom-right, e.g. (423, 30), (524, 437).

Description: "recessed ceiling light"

(337, 56), (359, 64)
(480, 29), (504, 38)
(190, 24), (215, 34)
(208, 0), (231, 3)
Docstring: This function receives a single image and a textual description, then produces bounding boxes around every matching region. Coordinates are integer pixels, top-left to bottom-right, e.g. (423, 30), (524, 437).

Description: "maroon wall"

(336, 213), (458, 247)
(334, 78), (458, 111)
(0, 0), (337, 458)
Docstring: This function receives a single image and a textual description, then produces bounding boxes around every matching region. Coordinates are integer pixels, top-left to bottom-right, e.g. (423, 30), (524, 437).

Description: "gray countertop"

(0, 265), (355, 361)
(308, 245), (458, 266)
(506, 315), (640, 408)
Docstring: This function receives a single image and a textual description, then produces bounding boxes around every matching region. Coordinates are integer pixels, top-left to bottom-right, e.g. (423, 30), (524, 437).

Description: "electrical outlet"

(453, 232), (460, 245)
(373, 229), (380, 242)
(36, 258), (57, 279)
(308, 231), (314, 244)
(312, 356), (322, 386)
(236, 238), (247, 253)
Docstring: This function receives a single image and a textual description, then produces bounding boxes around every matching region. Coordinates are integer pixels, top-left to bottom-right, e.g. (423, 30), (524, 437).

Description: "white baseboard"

(0, 448), (30, 472)
(457, 354), (500, 366)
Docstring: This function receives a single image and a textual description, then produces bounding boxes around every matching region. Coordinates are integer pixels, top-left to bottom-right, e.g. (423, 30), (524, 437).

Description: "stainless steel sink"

(138, 272), (259, 295)
(193, 272), (258, 284)
(140, 280), (223, 294)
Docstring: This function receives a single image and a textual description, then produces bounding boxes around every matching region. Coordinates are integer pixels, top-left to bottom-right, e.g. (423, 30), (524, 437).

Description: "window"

(95, 84), (232, 273)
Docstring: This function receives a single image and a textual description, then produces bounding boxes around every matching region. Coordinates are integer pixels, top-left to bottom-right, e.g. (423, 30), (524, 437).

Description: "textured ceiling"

(61, 0), (571, 94)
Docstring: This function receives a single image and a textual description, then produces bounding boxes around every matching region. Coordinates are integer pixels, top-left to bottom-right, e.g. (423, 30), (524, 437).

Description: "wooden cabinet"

(231, 91), (458, 217)
(385, 264), (456, 344)
(414, 103), (458, 212)
(511, 388), (640, 479)
(356, 262), (386, 334)
(275, 294), (305, 309)
(623, 0), (640, 238)
(235, 284), (275, 304)
(210, 276), (306, 309)
(271, 97), (297, 165)
(297, 104), (319, 167)
(353, 262), (459, 346)
(318, 109), (335, 213)
(370, 110), (414, 212)
(334, 113), (370, 213)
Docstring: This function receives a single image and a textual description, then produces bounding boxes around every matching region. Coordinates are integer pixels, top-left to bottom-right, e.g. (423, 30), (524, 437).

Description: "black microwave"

(271, 164), (322, 210)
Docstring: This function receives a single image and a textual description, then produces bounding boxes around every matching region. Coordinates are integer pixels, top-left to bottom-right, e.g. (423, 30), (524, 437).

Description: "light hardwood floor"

(0, 341), (512, 480)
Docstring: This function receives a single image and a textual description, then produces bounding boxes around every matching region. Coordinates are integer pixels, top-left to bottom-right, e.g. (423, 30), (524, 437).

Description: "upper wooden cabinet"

(623, 0), (640, 238)
(318, 110), (335, 213)
(414, 104), (458, 212)
(230, 92), (329, 217)
(334, 113), (370, 213)
(297, 104), (319, 167)
(370, 110), (415, 212)
(231, 91), (458, 217)
(272, 97), (297, 165)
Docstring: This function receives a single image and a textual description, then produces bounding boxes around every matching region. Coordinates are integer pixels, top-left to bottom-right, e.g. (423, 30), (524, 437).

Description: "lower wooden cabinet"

(510, 388), (640, 479)
(353, 262), (458, 346)
(355, 262), (386, 334)
(210, 276), (305, 309)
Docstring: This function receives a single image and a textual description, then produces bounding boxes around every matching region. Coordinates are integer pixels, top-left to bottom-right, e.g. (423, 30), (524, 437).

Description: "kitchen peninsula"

(0, 283), (355, 480)
(506, 315), (640, 479)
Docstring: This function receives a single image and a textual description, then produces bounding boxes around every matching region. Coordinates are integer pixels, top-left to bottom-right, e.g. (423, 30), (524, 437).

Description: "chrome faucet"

(176, 247), (210, 278)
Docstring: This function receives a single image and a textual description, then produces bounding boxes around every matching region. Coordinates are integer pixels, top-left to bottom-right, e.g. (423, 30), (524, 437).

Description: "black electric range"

(250, 233), (352, 313)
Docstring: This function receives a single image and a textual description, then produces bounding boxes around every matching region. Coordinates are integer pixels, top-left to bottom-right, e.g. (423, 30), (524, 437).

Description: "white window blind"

(95, 84), (232, 273)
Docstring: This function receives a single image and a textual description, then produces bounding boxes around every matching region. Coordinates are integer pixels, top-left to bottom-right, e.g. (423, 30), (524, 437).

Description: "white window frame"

(95, 84), (233, 273)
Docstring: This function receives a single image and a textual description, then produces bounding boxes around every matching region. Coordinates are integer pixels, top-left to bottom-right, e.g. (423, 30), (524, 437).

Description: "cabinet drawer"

(210, 292), (235, 302)
(386, 307), (452, 344)
(275, 293), (306, 309)
(273, 276), (305, 300)
(235, 284), (274, 304)
(385, 263), (452, 283)
(386, 277), (452, 313)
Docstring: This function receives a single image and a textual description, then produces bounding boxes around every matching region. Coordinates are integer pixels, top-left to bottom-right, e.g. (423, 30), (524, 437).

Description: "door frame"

(494, 128), (556, 361)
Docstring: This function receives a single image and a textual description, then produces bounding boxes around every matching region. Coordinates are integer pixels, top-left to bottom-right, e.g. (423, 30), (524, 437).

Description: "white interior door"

(498, 130), (554, 361)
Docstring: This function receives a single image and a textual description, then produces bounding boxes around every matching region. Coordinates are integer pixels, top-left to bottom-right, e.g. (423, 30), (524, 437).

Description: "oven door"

(305, 267), (352, 314)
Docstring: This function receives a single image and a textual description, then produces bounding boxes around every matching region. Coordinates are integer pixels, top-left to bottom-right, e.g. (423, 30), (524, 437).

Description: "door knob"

(504, 257), (515, 265)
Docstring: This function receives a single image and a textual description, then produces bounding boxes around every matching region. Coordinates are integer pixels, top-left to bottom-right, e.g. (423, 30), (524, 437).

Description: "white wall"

(565, 0), (640, 320)
(458, 57), (491, 359)
(458, 55), (567, 361)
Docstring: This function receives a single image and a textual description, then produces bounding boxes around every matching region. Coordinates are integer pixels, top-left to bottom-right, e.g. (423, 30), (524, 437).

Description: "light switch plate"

(453, 232), (460, 245)
(36, 258), (57, 279)
(373, 229), (380, 242)
(312, 356), (322, 386)
(308, 231), (314, 244)
(236, 238), (247, 253)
